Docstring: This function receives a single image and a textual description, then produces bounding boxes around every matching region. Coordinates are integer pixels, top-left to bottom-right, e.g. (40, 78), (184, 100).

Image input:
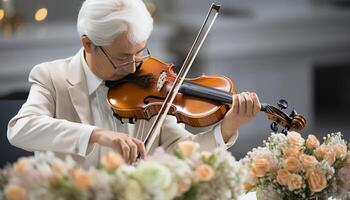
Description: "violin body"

(107, 57), (237, 127)
(107, 57), (306, 131)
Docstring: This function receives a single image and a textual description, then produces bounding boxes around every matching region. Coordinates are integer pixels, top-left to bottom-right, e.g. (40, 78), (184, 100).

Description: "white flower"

(319, 160), (335, 180)
(256, 185), (280, 200)
(124, 179), (145, 200)
(114, 165), (135, 192)
(133, 161), (172, 195)
(161, 181), (178, 200)
(148, 148), (192, 179)
(34, 163), (52, 178)
(89, 168), (113, 200)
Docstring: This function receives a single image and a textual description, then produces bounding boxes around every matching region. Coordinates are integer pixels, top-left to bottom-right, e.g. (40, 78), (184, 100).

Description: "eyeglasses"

(98, 46), (151, 69)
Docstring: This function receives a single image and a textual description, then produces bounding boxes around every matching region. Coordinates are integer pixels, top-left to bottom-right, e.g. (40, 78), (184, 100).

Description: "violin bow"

(143, 3), (221, 153)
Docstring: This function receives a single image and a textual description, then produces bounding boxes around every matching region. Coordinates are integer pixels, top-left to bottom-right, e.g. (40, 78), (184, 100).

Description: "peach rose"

(51, 162), (68, 174)
(73, 169), (93, 190)
(307, 166), (327, 193)
(333, 144), (347, 159)
(315, 145), (336, 165)
(283, 147), (301, 158)
(243, 182), (255, 192)
(251, 155), (271, 177)
(300, 154), (318, 171)
(283, 157), (300, 173)
(288, 174), (303, 191)
(178, 179), (191, 193)
(195, 164), (214, 181)
(101, 151), (125, 171)
(5, 185), (27, 200)
(305, 134), (320, 149)
(276, 169), (290, 186)
(287, 131), (305, 147)
(178, 141), (199, 157)
(325, 152), (336, 165)
(14, 158), (32, 175)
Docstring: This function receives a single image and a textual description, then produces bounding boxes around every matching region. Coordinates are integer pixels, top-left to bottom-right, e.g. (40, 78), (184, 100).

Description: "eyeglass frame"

(98, 46), (151, 70)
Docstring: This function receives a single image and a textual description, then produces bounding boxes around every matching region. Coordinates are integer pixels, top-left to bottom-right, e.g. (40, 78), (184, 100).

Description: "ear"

(81, 35), (96, 54)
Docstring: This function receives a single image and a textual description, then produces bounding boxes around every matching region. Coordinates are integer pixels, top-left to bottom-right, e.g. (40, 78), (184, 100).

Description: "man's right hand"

(89, 128), (146, 164)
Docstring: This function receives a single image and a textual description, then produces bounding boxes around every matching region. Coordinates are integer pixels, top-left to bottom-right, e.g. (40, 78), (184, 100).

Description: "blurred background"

(0, 0), (350, 166)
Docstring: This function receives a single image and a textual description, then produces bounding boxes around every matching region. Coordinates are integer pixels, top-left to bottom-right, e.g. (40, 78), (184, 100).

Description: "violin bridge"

(156, 71), (167, 91)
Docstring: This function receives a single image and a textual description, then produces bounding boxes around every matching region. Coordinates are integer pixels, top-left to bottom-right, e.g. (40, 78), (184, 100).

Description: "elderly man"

(7, 0), (260, 167)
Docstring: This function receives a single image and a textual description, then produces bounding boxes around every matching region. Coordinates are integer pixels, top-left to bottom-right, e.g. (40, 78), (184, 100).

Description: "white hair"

(77, 0), (153, 46)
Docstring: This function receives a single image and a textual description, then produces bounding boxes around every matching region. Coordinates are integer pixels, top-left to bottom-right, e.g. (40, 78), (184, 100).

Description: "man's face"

(88, 32), (147, 81)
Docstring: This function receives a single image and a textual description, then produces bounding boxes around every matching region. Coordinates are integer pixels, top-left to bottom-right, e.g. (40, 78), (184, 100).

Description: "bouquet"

(0, 141), (245, 200)
(241, 131), (350, 200)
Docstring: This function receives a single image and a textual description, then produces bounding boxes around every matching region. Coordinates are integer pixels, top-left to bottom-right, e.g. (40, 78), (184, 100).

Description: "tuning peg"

(270, 121), (278, 132)
(277, 99), (288, 110)
(129, 118), (135, 124)
(290, 109), (298, 117)
(281, 128), (288, 135)
(113, 112), (124, 124)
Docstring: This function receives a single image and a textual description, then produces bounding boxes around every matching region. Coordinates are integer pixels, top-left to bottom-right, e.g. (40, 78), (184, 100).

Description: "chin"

(108, 74), (126, 81)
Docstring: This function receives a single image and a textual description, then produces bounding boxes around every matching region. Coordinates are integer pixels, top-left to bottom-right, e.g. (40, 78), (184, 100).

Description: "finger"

(231, 94), (239, 115)
(120, 140), (130, 163)
(250, 92), (261, 116)
(126, 139), (137, 164)
(241, 93), (248, 115)
(238, 93), (246, 116)
(132, 138), (146, 159)
(243, 92), (254, 116)
(111, 138), (121, 154)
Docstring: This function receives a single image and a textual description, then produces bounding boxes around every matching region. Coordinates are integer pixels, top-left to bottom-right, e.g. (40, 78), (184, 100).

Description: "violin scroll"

(262, 99), (306, 134)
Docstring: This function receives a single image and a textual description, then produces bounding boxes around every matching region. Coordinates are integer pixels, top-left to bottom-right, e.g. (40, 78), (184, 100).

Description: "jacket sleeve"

(7, 64), (95, 156)
(159, 116), (238, 152)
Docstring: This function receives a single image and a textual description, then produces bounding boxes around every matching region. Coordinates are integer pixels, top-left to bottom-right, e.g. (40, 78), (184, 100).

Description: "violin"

(106, 3), (306, 153)
(106, 57), (306, 133)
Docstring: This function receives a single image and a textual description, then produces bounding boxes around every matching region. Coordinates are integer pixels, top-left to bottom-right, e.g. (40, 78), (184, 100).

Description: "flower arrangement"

(0, 141), (245, 200)
(241, 131), (350, 200)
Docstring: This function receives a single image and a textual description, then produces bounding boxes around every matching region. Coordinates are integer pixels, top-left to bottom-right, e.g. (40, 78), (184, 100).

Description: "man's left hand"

(220, 92), (261, 142)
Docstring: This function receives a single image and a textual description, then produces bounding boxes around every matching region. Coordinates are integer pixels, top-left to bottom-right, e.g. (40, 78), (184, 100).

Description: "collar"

(80, 48), (103, 95)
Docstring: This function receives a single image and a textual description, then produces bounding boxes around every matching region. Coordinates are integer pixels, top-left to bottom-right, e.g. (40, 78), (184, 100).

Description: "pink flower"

(305, 134), (320, 149)
(276, 169), (290, 186)
(72, 169), (93, 190)
(300, 154), (318, 171)
(251, 154), (275, 177)
(5, 184), (27, 200)
(288, 174), (303, 191)
(287, 132), (305, 147)
(333, 144), (347, 159)
(101, 151), (124, 171)
(283, 157), (300, 173)
(315, 145), (336, 165)
(178, 141), (199, 157)
(195, 164), (214, 181)
(13, 158), (33, 175)
(282, 147), (301, 158)
(307, 166), (327, 193)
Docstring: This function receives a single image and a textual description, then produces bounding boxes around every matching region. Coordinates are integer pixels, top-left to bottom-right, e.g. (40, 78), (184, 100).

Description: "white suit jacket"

(7, 50), (237, 165)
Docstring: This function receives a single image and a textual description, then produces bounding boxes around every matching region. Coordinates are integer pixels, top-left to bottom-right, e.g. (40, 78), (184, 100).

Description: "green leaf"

(174, 184), (199, 200)
(0, 171), (9, 191)
(203, 154), (218, 167)
(173, 149), (184, 159)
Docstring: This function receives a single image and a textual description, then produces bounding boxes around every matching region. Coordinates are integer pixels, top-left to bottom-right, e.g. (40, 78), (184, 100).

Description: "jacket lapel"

(66, 49), (93, 124)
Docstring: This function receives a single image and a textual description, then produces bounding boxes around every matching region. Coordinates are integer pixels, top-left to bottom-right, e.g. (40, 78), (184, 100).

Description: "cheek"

(94, 64), (115, 80)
